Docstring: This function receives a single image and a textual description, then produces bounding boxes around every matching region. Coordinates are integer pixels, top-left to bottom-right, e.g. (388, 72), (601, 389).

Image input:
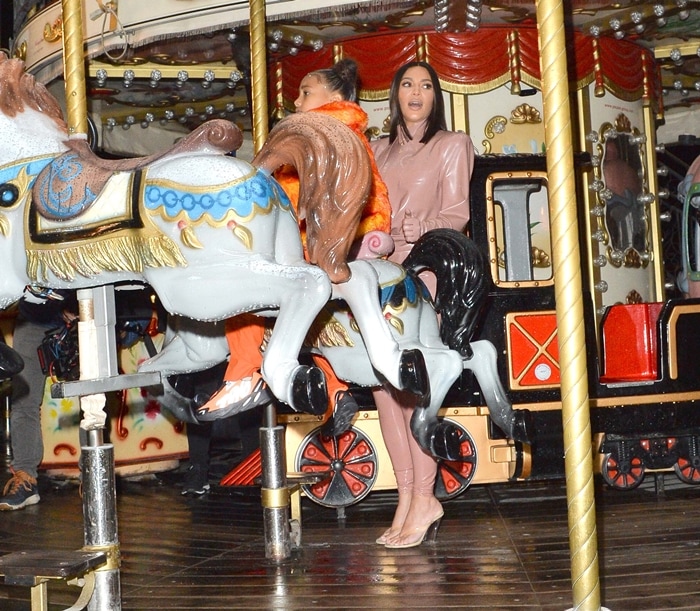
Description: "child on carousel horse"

(196, 58), (428, 429)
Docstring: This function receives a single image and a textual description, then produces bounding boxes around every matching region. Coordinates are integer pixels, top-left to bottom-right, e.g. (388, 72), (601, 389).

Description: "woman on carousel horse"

(197, 58), (427, 425)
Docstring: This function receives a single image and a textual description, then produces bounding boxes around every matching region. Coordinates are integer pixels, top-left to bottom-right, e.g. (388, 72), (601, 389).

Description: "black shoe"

(0, 471), (40, 510)
(322, 390), (359, 436)
(181, 465), (211, 496)
(196, 372), (271, 422)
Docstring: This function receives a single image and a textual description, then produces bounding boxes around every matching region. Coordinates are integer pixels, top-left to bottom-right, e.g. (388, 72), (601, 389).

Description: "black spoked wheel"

(673, 436), (700, 485)
(601, 453), (645, 490)
(435, 419), (477, 500)
(295, 426), (378, 508)
(674, 454), (700, 484)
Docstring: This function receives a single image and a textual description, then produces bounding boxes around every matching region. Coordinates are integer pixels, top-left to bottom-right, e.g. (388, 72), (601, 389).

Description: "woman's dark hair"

(388, 61), (446, 144)
(312, 58), (358, 103)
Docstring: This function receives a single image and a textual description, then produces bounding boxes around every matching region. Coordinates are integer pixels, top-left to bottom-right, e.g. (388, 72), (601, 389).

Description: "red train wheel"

(674, 455), (700, 484)
(435, 419), (477, 500)
(601, 453), (645, 490)
(295, 426), (378, 508)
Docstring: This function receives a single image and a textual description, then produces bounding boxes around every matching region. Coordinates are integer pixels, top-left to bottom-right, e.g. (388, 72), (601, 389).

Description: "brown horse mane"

(252, 112), (371, 284)
(0, 53), (67, 131)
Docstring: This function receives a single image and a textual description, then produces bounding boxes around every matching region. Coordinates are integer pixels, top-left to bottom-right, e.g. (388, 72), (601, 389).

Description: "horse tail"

(402, 228), (489, 357)
(251, 113), (371, 284)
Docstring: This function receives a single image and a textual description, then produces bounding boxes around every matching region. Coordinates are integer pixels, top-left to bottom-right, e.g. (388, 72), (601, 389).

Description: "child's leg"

(197, 314), (270, 421)
(224, 313), (266, 380)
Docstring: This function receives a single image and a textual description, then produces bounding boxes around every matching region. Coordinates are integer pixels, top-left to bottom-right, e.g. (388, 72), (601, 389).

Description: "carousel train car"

(470, 152), (700, 491)
(265, 27), (700, 509)
(280, 150), (700, 510)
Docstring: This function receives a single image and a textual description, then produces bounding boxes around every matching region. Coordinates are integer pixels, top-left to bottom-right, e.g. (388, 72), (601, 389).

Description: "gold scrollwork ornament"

(43, 18), (63, 43)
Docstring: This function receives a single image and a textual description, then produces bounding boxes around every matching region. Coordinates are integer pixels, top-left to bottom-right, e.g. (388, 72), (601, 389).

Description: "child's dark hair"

(312, 58), (358, 103)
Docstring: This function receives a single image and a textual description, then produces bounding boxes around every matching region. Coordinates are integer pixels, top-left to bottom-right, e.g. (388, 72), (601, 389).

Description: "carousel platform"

(0, 469), (698, 610)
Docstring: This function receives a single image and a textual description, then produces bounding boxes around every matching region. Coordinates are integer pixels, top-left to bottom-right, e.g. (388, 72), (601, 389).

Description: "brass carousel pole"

(249, 0), (269, 153)
(535, 1), (602, 610)
(60, 0), (88, 138)
(248, 0), (292, 562)
(61, 1), (122, 608)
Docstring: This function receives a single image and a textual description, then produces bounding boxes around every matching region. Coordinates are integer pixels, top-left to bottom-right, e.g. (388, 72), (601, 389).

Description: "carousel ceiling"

(10, 0), (700, 155)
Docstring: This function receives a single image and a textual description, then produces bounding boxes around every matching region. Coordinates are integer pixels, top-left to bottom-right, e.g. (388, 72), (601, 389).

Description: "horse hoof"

(291, 366), (327, 416)
(0, 343), (24, 377)
(321, 390), (360, 436)
(399, 349), (431, 405)
(509, 409), (534, 443)
(430, 421), (462, 461)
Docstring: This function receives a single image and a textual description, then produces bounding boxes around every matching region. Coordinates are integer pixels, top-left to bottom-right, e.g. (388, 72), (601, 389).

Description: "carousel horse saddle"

(31, 119), (243, 223)
(0, 342), (24, 378)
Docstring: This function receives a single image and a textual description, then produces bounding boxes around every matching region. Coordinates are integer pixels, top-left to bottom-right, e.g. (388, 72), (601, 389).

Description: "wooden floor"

(1, 465), (700, 610)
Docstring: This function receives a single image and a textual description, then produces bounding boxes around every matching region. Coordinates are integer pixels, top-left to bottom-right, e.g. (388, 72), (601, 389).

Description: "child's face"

(294, 73), (340, 112)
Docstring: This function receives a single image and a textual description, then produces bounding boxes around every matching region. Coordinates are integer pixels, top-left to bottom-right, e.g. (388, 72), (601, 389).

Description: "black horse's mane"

(402, 229), (489, 358)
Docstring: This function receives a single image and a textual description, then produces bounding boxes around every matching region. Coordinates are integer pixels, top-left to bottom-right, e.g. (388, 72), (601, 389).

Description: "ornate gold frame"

(588, 113), (652, 269)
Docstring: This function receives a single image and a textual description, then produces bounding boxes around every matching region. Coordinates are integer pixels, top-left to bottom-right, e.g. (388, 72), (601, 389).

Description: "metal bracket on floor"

(286, 471), (330, 531)
(0, 549), (107, 611)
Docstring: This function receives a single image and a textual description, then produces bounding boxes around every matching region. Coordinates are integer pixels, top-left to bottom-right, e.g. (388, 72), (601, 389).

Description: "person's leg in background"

(373, 387), (414, 543)
(373, 386), (443, 548)
(0, 317), (46, 510)
(181, 421), (213, 496)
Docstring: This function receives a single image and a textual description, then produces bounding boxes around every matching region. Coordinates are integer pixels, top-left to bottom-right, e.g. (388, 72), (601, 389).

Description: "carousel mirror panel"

(590, 113), (651, 268)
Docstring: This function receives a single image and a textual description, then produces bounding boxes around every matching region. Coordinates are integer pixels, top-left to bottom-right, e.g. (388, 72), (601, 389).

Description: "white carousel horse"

(162, 229), (533, 460)
(0, 52), (422, 414)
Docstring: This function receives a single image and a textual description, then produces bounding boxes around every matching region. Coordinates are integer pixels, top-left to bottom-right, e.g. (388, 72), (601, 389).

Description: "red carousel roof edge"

(275, 25), (660, 111)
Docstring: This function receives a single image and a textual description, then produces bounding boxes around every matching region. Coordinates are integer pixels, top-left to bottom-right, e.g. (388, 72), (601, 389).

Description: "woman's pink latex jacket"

(371, 129), (475, 264)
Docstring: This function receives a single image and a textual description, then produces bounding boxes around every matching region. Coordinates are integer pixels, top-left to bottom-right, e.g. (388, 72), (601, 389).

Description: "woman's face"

(294, 73), (339, 112)
(397, 66), (435, 130)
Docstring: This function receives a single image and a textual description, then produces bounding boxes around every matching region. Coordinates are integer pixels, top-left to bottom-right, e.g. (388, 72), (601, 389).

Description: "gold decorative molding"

(482, 104), (545, 154)
(43, 17), (63, 43)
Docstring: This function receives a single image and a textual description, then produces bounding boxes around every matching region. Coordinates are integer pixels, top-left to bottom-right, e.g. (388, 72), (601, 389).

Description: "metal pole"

(535, 1), (602, 610)
(1, 388), (11, 467)
(61, 0), (118, 600)
(249, 0), (269, 153)
(82, 431), (121, 610)
(77, 287), (122, 610)
(259, 402), (291, 561)
(248, 0), (289, 560)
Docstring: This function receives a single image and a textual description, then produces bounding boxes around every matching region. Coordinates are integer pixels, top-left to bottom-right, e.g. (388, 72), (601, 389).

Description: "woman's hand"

(402, 211), (423, 243)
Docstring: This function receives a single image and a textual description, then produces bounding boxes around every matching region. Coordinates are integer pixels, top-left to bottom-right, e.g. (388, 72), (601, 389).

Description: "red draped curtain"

(277, 25), (659, 110)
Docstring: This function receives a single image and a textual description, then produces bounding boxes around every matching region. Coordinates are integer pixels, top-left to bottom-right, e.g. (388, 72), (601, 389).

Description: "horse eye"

(0, 184), (19, 207)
